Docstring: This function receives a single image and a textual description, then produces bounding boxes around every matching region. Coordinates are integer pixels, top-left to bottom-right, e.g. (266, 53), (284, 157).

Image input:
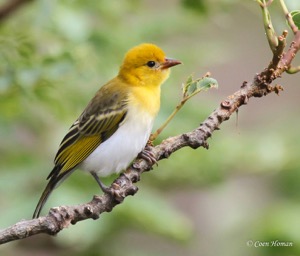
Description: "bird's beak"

(160, 58), (182, 70)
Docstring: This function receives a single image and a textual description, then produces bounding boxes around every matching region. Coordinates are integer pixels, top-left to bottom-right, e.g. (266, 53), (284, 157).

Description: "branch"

(0, 0), (33, 22)
(1, 2), (300, 246)
(279, 0), (298, 35)
(279, 0), (300, 73)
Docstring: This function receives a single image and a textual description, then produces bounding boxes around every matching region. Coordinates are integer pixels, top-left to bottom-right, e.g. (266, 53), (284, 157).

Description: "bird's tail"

(32, 180), (56, 219)
(32, 169), (73, 219)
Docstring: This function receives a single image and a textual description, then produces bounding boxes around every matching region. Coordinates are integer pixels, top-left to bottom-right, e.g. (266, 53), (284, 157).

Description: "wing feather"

(49, 85), (128, 180)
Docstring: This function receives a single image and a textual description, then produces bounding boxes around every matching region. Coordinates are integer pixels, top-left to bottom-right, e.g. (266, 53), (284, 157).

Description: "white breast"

(79, 106), (154, 177)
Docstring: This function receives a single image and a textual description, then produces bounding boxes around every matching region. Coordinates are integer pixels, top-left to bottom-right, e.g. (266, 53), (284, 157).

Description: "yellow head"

(118, 43), (181, 87)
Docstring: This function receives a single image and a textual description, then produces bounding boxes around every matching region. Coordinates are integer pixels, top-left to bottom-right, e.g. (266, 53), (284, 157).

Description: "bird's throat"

(128, 86), (161, 117)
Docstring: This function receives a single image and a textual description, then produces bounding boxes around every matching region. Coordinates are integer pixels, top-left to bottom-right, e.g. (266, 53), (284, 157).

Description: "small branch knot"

(220, 100), (232, 109)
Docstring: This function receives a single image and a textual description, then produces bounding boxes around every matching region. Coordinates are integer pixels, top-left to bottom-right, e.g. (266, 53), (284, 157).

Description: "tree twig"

(0, 0), (33, 22)
(150, 72), (216, 141)
(257, 0), (278, 53)
(278, 0), (300, 74)
(279, 0), (298, 34)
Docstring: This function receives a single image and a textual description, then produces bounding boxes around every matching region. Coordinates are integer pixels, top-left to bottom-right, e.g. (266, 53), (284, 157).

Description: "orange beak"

(160, 58), (182, 69)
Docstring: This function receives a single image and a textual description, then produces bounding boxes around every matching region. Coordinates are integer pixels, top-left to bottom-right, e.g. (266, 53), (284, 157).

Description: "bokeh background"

(1, 0), (300, 255)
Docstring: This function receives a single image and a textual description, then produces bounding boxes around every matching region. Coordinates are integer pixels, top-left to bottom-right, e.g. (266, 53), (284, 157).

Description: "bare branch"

(280, 31), (300, 72)
(0, 0), (33, 22)
(277, 1), (300, 73)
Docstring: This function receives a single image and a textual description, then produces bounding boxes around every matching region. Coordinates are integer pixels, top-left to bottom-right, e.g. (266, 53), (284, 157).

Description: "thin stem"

(279, 0), (298, 34)
(150, 97), (188, 141)
(151, 73), (215, 141)
(258, 0), (278, 53)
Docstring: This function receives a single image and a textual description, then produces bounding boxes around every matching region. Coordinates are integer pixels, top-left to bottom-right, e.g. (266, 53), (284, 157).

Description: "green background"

(1, 0), (300, 255)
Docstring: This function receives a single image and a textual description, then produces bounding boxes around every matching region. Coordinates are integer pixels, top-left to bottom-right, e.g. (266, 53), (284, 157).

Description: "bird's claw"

(138, 145), (157, 166)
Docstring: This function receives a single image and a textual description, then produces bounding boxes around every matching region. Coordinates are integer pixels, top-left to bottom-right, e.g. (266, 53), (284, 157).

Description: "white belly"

(79, 107), (154, 177)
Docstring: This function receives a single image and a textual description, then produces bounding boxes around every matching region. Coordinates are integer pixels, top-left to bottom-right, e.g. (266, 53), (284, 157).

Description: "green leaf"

(182, 74), (193, 96)
(291, 10), (300, 29)
(183, 75), (218, 98)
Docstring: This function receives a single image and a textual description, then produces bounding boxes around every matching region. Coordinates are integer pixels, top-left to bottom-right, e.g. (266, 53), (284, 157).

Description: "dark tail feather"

(32, 180), (56, 219)
(33, 169), (73, 219)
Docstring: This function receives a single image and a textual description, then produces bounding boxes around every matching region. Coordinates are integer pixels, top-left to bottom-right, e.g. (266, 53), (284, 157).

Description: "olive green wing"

(50, 89), (128, 179)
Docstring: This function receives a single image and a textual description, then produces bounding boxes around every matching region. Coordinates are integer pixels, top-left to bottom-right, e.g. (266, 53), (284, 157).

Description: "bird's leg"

(91, 172), (125, 203)
(91, 172), (111, 194)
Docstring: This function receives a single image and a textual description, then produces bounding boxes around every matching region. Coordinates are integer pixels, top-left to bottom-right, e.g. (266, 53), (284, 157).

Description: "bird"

(32, 43), (181, 218)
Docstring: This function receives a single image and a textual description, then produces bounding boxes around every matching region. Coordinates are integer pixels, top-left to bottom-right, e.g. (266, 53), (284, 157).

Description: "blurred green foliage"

(1, 0), (300, 256)
(181, 0), (209, 15)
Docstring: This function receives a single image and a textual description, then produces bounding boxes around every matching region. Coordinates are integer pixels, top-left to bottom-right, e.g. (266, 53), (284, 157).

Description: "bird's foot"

(138, 145), (157, 166)
(91, 172), (125, 203)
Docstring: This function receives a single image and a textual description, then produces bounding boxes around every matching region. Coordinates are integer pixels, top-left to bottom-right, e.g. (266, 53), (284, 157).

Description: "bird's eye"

(146, 61), (156, 68)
